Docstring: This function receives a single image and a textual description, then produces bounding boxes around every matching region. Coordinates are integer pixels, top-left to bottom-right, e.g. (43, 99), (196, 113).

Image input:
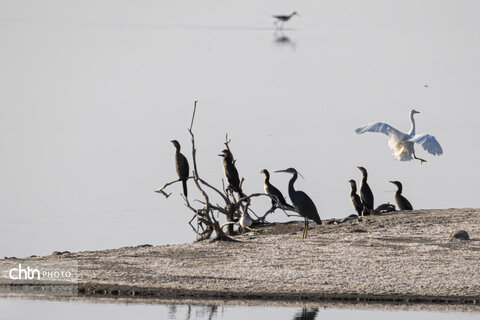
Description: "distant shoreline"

(1, 209), (480, 305)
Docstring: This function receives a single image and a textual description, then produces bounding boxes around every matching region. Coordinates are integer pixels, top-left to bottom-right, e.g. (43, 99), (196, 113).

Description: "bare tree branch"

(198, 178), (229, 204)
(156, 100), (298, 241)
(154, 177), (195, 198)
(154, 179), (180, 197)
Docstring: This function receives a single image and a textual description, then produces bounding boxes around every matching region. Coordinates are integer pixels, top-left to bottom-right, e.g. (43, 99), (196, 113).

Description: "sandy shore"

(1, 208), (480, 304)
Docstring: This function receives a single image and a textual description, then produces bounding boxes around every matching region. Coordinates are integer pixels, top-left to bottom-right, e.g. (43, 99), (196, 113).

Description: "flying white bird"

(355, 109), (443, 163)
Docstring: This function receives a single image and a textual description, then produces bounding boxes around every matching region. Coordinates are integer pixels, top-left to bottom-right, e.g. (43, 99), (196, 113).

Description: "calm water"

(1, 0), (480, 273)
(1, 298), (480, 320)
(1, 1), (480, 317)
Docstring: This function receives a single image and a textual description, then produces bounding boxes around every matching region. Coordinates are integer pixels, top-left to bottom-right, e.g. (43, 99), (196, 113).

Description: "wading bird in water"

(171, 140), (189, 197)
(355, 109), (443, 163)
(274, 168), (321, 239)
(272, 11), (298, 30)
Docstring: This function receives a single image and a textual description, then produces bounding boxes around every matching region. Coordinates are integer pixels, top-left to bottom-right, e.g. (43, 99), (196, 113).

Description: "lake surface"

(1, 298), (480, 320)
(1, 0), (480, 260)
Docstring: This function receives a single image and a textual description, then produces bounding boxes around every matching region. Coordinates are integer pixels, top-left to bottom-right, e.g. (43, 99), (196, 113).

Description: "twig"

(198, 178), (229, 204)
(154, 178), (181, 197)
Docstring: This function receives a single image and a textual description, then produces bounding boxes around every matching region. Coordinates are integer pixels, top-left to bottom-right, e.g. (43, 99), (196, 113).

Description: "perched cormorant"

(357, 166), (374, 215)
(390, 181), (413, 210)
(348, 179), (363, 216)
(261, 169), (295, 210)
(274, 168), (321, 239)
(218, 149), (245, 197)
(171, 140), (189, 197)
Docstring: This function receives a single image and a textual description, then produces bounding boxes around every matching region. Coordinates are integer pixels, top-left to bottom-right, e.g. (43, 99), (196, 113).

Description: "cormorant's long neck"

(288, 172), (298, 199)
(361, 173), (367, 185)
(408, 112), (416, 136)
(350, 183), (357, 194)
(264, 172), (270, 186)
(396, 184), (403, 195)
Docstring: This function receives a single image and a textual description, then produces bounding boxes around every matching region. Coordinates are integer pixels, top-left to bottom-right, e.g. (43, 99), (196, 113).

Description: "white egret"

(355, 109), (443, 163)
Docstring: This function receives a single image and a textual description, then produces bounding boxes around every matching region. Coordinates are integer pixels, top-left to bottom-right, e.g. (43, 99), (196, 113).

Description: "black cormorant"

(348, 179), (363, 216)
(261, 169), (295, 210)
(274, 168), (321, 239)
(390, 181), (413, 210)
(218, 149), (245, 197)
(171, 140), (189, 197)
(357, 166), (374, 214)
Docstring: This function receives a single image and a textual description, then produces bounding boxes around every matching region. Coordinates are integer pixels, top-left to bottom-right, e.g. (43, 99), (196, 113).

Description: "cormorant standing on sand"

(348, 179), (363, 216)
(357, 166), (374, 215)
(171, 140), (189, 197)
(261, 169), (295, 210)
(390, 181), (413, 210)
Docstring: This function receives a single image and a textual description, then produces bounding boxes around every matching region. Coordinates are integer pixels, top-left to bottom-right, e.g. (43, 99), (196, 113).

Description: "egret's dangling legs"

(413, 152), (427, 164)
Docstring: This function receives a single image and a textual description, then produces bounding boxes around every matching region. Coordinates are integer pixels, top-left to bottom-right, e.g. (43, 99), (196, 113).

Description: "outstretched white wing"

(408, 134), (443, 156)
(355, 122), (408, 140)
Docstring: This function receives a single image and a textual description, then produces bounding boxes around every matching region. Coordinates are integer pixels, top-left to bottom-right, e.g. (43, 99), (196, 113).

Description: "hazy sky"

(1, 0), (480, 257)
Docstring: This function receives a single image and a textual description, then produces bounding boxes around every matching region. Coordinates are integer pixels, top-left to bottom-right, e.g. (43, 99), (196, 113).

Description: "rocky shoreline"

(1, 209), (480, 304)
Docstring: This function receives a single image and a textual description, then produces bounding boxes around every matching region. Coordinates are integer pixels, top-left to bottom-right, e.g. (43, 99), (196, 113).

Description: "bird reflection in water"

(293, 307), (319, 320)
(273, 30), (296, 50)
(167, 304), (220, 320)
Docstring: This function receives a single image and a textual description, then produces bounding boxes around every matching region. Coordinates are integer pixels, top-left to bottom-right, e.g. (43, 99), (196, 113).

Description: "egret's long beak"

(218, 154), (224, 157)
(389, 181), (395, 184)
(274, 169), (287, 173)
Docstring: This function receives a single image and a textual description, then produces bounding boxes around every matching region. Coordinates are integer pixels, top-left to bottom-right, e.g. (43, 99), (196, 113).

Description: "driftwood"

(154, 101), (294, 241)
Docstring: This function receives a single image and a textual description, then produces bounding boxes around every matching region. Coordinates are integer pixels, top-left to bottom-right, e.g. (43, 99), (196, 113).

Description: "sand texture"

(1, 208), (480, 304)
